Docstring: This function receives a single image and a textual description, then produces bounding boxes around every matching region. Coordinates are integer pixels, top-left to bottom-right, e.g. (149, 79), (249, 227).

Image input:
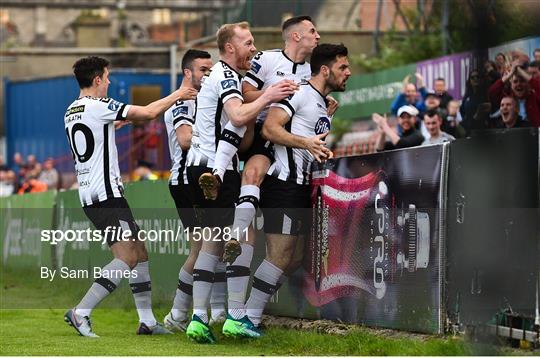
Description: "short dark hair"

(435, 77), (445, 82)
(424, 108), (441, 119)
(282, 15), (313, 32)
(310, 43), (348, 75)
(181, 49), (211, 71)
(501, 95), (518, 107)
(72, 56), (110, 89)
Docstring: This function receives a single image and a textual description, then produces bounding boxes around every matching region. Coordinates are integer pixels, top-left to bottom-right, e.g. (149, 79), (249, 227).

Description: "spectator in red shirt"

(527, 61), (540, 81)
(488, 61), (540, 127)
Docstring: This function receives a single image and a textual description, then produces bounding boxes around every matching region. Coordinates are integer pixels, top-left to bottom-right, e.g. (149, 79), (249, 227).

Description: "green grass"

(0, 267), (511, 356)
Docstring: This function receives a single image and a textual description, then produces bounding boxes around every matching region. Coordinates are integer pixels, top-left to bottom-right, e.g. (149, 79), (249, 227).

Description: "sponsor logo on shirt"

(276, 71), (285, 77)
(108, 100), (122, 111)
(65, 105), (85, 117)
(173, 106), (189, 117)
(315, 117), (331, 135)
(221, 79), (238, 90)
(251, 62), (262, 74)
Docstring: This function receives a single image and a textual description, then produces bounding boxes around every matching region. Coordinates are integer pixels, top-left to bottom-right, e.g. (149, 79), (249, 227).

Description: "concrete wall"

(1, 27), (370, 136)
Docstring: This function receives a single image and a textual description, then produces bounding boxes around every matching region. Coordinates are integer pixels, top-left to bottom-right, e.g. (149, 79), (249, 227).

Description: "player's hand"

(326, 96), (339, 116)
(263, 80), (299, 103)
(322, 146), (334, 161)
(176, 87), (198, 101)
(304, 132), (329, 163)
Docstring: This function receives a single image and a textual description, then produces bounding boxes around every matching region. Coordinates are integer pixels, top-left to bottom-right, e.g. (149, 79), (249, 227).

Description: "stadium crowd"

(0, 153), (59, 196)
(4, 47), (538, 193)
(371, 48), (540, 151)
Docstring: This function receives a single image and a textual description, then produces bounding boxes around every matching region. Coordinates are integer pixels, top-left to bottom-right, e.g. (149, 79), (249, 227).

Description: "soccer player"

(63, 56), (197, 337)
(245, 43), (351, 330)
(161, 49), (231, 332)
(217, 15), (327, 333)
(184, 22), (297, 343)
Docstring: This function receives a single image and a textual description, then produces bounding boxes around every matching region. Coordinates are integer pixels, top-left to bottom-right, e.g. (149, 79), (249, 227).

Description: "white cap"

(397, 105), (419, 117)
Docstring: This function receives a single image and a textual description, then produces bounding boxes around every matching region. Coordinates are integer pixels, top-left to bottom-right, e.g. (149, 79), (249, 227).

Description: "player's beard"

(328, 71), (346, 92)
(191, 77), (202, 91)
(237, 54), (252, 71)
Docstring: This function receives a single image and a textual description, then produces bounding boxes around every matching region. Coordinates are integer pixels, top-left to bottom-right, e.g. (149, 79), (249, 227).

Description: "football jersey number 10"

(66, 123), (95, 163)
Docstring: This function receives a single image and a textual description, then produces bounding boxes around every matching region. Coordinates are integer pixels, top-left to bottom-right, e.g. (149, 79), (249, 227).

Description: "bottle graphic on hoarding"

(304, 168), (431, 307)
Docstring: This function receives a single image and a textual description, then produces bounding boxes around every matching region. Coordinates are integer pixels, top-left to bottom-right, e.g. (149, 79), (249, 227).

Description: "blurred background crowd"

(1, 0), (538, 195)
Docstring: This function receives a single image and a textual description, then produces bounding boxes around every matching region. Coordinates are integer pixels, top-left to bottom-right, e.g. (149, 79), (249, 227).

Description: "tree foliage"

(355, 0), (540, 73)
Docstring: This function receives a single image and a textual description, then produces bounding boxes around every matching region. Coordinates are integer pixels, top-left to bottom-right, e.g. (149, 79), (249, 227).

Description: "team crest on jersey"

(173, 106), (188, 117)
(315, 117), (331, 135)
(108, 100), (122, 111)
(251, 62), (262, 74)
(221, 79), (237, 90)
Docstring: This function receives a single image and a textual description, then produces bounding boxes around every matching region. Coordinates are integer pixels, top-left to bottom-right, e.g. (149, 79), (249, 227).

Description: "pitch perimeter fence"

(1, 128), (538, 334)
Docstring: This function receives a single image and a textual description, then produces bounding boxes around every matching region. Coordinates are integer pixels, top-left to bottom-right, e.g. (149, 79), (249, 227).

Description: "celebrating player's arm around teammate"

(221, 16), (319, 263)
(160, 49), (226, 332)
(197, 29), (301, 203)
(217, 15), (322, 338)
(63, 56), (197, 338)
(242, 43), (351, 331)
(184, 22), (296, 344)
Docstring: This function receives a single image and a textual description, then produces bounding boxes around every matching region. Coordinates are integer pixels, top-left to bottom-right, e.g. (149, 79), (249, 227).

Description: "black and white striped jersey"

(268, 82), (332, 185)
(64, 96), (131, 206)
(164, 99), (196, 185)
(187, 61), (243, 170)
(244, 49), (311, 124)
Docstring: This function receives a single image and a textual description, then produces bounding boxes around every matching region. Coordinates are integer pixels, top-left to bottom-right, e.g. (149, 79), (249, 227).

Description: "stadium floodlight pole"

(170, 44), (177, 93)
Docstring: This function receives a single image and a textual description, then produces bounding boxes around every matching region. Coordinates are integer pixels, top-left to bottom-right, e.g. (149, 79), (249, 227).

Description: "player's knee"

(113, 243), (139, 269)
(137, 250), (148, 263)
(242, 167), (262, 185)
(184, 248), (200, 269)
(122, 255), (139, 270)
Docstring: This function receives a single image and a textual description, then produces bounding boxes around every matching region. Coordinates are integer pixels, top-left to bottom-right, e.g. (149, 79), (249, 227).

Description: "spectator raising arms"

(391, 73), (428, 115)
(527, 61), (540, 81)
(373, 105), (424, 151)
(488, 60), (540, 127)
(444, 100), (467, 138)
